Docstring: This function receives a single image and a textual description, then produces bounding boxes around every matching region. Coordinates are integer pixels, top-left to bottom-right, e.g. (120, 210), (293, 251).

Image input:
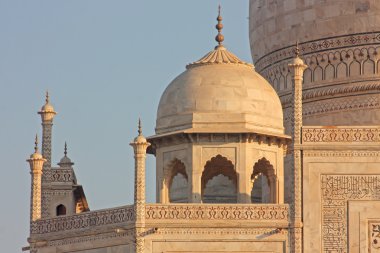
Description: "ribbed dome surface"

(156, 46), (284, 136)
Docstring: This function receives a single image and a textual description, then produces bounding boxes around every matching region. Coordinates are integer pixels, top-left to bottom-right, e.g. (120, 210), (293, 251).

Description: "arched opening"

(251, 173), (271, 203)
(169, 173), (188, 203)
(165, 159), (188, 203)
(201, 155), (237, 203)
(56, 204), (67, 216)
(251, 158), (276, 203)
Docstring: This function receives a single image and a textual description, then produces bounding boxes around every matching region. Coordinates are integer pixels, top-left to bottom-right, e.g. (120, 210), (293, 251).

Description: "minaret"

(38, 91), (57, 170)
(287, 42), (307, 253)
(27, 135), (46, 222)
(130, 119), (150, 253)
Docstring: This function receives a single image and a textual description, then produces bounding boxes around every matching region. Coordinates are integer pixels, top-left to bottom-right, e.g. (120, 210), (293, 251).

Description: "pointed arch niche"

(164, 159), (189, 203)
(56, 204), (67, 216)
(201, 155), (237, 203)
(251, 158), (277, 203)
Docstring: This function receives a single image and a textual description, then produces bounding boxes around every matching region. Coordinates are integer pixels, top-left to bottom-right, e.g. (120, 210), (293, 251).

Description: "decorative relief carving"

(41, 122), (53, 169)
(41, 191), (51, 219)
(30, 203), (290, 237)
(47, 230), (134, 247)
(302, 95), (380, 117)
(145, 204), (289, 221)
(255, 32), (380, 72)
(281, 83), (380, 106)
(302, 127), (380, 143)
(304, 151), (380, 157)
(31, 206), (134, 235)
(201, 147), (236, 168)
(155, 227), (288, 236)
(370, 221), (380, 252)
(254, 32), (380, 103)
(50, 168), (75, 183)
(321, 175), (380, 252)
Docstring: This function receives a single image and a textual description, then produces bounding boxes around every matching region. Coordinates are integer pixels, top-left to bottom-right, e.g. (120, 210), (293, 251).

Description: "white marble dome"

(156, 45), (284, 136)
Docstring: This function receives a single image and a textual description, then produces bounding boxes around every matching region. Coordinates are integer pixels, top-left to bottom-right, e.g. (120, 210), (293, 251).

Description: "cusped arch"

(201, 155), (237, 202)
(164, 158), (188, 189)
(163, 158), (189, 203)
(251, 157), (277, 203)
(202, 155), (236, 188)
(251, 157), (275, 179)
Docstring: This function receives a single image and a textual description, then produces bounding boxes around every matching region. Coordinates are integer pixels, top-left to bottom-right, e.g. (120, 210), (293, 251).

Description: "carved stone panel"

(321, 175), (380, 252)
(370, 221), (380, 253)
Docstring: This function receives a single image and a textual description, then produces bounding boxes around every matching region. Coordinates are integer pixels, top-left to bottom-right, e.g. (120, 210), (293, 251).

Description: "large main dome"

(155, 45), (284, 136)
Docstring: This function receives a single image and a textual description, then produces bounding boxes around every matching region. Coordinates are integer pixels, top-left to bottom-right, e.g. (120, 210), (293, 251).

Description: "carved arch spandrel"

(201, 154), (237, 197)
(201, 147), (236, 168)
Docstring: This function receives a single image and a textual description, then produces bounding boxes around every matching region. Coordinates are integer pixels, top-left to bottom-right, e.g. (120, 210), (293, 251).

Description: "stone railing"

(302, 126), (380, 143)
(30, 204), (290, 235)
(145, 204), (289, 222)
(31, 205), (134, 235)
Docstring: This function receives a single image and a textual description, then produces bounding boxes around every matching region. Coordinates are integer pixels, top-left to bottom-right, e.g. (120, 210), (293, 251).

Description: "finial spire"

(45, 90), (50, 104)
(138, 118), (142, 136)
(64, 142), (67, 156)
(295, 41), (300, 57)
(215, 5), (224, 47)
(34, 134), (38, 153)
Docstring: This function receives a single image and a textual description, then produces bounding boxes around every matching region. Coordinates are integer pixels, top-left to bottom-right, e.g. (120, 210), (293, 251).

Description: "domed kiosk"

(149, 10), (290, 204)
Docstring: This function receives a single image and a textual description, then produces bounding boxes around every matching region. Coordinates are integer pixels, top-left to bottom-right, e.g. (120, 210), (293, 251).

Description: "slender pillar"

(130, 119), (150, 253)
(288, 43), (307, 253)
(38, 91), (56, 171)
(27, 135), (46, 223)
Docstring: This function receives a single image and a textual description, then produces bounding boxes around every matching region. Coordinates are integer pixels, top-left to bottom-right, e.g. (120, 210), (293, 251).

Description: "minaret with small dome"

(38, 91), (56, 170)
(130, 119), (150, 253)
(30, 92), (89, 220)
(27, 135), (46, 222)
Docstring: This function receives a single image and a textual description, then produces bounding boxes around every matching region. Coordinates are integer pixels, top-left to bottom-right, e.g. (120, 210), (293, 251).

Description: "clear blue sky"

(0, 1), (250, 251)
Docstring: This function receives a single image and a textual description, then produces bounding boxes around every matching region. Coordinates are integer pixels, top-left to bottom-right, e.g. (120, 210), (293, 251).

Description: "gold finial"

(215, 5), (224, 47)
(138, 118), (142, 136)
(34, 134), (38, 153)
(45, 90), (50, 104)
(295, 41), (300, 57)
(64, 142), (67, 156)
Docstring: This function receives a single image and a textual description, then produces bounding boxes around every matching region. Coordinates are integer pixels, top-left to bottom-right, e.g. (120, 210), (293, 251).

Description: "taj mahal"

(24, 1), (380, 252)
